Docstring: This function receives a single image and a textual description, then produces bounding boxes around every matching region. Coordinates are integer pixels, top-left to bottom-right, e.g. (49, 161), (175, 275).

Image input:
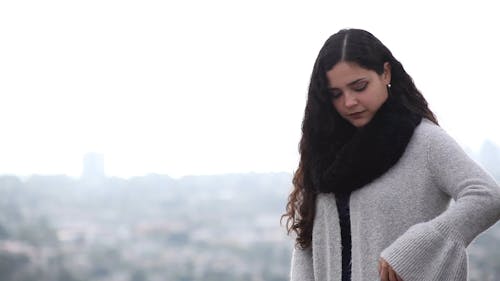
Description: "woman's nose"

(344, 92), (358, 107)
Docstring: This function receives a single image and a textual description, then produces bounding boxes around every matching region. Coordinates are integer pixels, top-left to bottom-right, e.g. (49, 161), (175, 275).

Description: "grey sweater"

(290, 119), (500, 281)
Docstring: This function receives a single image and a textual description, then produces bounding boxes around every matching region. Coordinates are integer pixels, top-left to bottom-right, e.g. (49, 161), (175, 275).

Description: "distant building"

(81, 153), (105, 182)
(478, 140), (500, 180)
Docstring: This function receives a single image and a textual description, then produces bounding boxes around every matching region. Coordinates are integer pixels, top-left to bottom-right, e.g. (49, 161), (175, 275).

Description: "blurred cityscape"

(0, 141), (500, 281)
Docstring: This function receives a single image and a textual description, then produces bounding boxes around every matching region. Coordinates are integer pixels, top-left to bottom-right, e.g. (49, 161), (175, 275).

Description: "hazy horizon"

(2, 137), (499, 180)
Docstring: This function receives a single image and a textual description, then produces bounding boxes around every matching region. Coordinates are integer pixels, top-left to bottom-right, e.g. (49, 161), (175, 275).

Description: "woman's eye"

(330, 91), (342, 99)
(353, 82), (368, 92)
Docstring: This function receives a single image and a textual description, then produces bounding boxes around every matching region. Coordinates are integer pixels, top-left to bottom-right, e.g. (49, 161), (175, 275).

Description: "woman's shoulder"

(408, 118), (464, 159)
(415, 118), (442, 133)
(413, 118), (453, 144)
(412, 118), (473, 166)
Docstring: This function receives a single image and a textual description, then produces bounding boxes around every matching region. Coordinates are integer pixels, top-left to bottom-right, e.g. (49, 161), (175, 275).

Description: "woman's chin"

(349, 118), (370, 128)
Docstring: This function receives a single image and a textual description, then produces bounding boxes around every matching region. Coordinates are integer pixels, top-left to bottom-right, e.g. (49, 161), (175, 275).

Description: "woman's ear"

(383, 62), (391, 84)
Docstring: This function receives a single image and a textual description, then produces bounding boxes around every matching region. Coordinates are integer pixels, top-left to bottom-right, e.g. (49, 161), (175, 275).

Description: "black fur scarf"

(313, 95), (422, 194)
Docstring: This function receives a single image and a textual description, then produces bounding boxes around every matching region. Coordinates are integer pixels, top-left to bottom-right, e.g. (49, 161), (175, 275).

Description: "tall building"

(81, 153), (105, 181)
(478, 140), (500, 180)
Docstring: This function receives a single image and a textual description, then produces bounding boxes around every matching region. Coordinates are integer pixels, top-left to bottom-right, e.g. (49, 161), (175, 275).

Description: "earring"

(387, 84), (392, 95)
(387, 83), (391, 88)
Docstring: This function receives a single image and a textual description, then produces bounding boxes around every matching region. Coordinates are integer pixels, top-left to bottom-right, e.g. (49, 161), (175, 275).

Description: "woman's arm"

(381, 124), (500, 281)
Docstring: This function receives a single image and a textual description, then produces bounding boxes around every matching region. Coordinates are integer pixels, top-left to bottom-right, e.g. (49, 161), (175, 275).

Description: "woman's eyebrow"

(347, 78), (367, 86)
(329, 78), (368, 90)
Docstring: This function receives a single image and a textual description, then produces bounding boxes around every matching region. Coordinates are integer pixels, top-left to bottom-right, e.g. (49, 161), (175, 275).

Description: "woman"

(282, 28), (500, 281)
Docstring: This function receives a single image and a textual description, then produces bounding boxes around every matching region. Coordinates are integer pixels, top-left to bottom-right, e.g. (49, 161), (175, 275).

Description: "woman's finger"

(379, 262), (389, 281)
(388, 267), (398, 281)
(379, 258), (403, 281)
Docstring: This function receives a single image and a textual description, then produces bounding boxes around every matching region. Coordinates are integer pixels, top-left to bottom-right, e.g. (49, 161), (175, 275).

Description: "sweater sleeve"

(381, 124), (500, 281)
(290, 246), (315, 281)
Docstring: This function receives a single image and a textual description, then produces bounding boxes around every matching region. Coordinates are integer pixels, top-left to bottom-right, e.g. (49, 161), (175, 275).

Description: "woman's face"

(326, 61), (391, 128)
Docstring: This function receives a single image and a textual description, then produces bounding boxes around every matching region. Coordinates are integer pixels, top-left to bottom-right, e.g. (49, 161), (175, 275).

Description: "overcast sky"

(1, 0), (499, 178)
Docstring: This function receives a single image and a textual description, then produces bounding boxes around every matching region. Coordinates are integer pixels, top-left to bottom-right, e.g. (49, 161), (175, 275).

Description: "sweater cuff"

(380, 222), (467, 281)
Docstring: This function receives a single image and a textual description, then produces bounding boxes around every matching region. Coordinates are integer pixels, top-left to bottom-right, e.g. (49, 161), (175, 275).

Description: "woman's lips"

(348, 111), (366, 119)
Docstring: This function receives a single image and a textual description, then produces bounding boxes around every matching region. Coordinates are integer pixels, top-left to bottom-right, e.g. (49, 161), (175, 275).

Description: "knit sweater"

(290, 119), (500, 281)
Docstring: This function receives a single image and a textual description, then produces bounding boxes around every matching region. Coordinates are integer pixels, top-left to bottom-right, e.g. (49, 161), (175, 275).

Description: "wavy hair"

(282, 29), (438, 249)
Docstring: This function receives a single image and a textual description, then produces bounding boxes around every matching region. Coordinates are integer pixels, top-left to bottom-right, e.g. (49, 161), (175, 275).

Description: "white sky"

(1, 0), (499, 178)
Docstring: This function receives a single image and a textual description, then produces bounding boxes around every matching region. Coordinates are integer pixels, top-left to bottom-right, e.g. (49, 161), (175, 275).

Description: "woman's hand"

(378, 258), (403, 281)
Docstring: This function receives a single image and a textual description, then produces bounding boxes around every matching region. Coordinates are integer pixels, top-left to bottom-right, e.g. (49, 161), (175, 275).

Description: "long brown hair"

(282, 29), (438, 249)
